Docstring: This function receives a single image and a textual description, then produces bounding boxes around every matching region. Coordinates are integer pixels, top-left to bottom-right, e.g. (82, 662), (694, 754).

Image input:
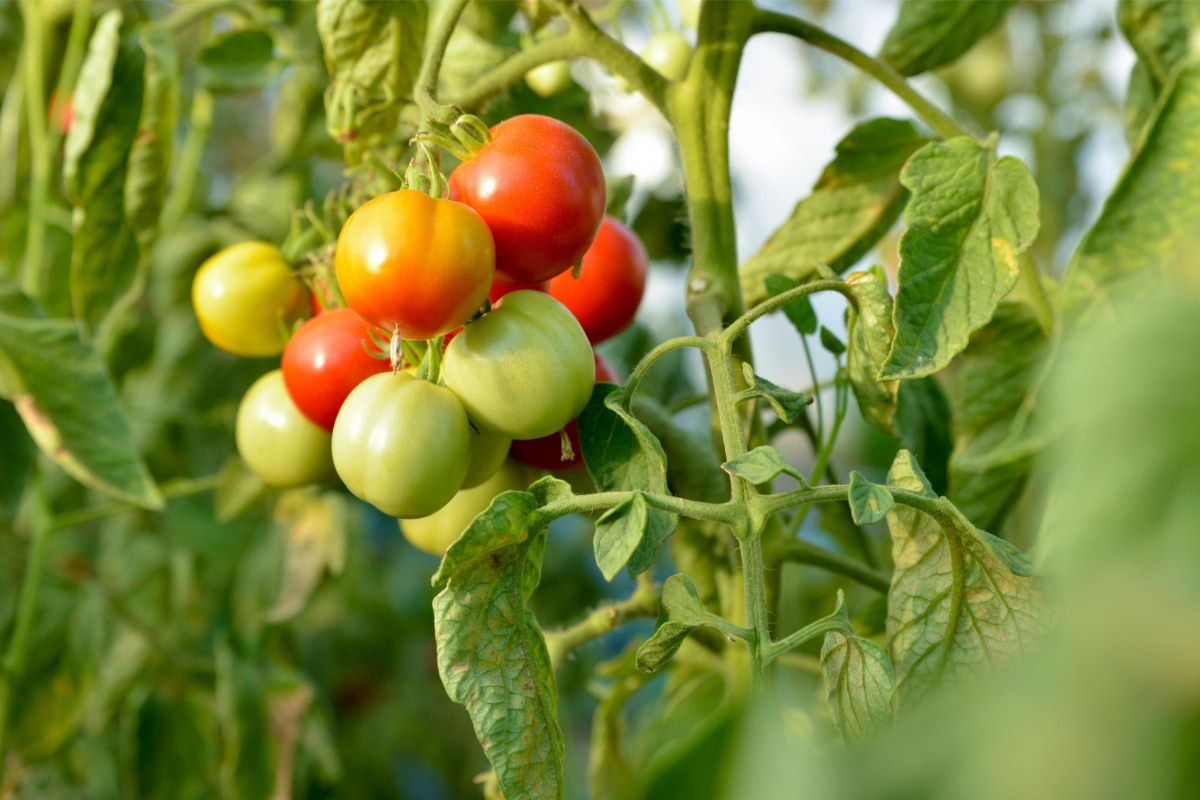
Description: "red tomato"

(510, 354), (618, 471)
(549, 216), (648, 344)
(448, 115), (606, 284)
(334, 190), (495, 339)
(281, 309), (391, 431)
(489, 279), (548, 304)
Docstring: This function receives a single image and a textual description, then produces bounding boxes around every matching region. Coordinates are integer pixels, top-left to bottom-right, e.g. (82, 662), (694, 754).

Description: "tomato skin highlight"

(510, 354), (618, 471)
(281, 309), (390, 432)
(442, 291), (595, 440)
(192, 241), (307, 357)
(236, 370), (336, 488)
(332, 372), (471, 518)
(549, 216), (648, 344)
(335, 190), (495, 339)
(448, 115), (606, 284)
(400, 460), (529, 556)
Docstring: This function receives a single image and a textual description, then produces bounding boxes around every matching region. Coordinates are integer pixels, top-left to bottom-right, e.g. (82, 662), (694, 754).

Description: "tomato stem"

(17, 0), (49, 301)
(414, 0), (471, 126)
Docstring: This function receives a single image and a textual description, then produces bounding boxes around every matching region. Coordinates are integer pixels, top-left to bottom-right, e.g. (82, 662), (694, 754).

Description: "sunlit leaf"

(845, 267), (899, 434)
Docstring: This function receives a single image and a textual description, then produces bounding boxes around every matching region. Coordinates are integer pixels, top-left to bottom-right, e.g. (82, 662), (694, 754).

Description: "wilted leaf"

(821, 628), (895, 744)
(845, 268), (899, 434)
(264, 491), (346, 623)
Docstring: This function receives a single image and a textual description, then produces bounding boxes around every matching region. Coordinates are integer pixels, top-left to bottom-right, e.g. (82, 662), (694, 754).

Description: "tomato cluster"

(191, 113), (648, 556)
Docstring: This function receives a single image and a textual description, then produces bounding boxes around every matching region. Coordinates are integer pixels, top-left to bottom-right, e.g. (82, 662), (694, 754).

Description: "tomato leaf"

(1062, 57), (1200, 330)
(64, 10), (145, 334)
(196, 28), (277, 93)
(884, 450), (1047, 711)
(763, 274), (817, 335)
(635, 574), (710, 673)
(820, 627), (895, 744)
(845, 267), (900, 435)
(529, 474), (573, 506)
(1119, 0), (1200, 90)
(947, 302), (1048, 532)
(125, 27), (178, 251)
(848, 471), (894, 525)
(881, 137), (1040, 380)
(433, 498), (563, 800)
(740, 371), (812, 424)
(264, 491), (347, 623)
(605, 174), (636, 222)
(879, 0), (1012, 77)
(594, 493), (647, 582)
(629, 396), (725, 504)
(0, 399), (33, 520)
(819, 325), (846, 357)
(741, 119), (929, 304)
(893, 377), (953, 496)
(721, 446), (804, 487)
(215, 457), (268, 523)
(0, 301), (163, 509)
(214, 640), (277, 800)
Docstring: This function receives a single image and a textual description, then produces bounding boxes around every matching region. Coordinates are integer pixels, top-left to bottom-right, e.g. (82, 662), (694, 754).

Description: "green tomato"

(642, 31), (692, 82)
(443, 290), (595, 440)
(332, 372), (471, 518)
(463, 427), (512, 489)
(236, 370), (336, 488)
(525, 60), (573, 98)
(400, 459), (529, 556)
(192, 241), (307, 357)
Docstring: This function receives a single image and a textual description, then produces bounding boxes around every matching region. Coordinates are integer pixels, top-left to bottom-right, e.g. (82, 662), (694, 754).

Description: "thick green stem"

(766, 539), (890, 593)
(18, 0), (49, 300)
(751, 9), (975, 142)
(415, 0), (472, 124)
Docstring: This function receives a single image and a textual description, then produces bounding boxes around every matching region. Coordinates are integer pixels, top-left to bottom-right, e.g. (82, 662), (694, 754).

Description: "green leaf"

(528, 474), (572, 506)
(848, 471), (894, 525)
(630, 396), (725, 504)
(845, 268), (900, 435)
(196, 28), (276, 93)
(439, 24), (513, 101)
(763, 274), (817, 335)
(214, 642), (276, 800)
(0, 399), (33, 520)
(820, 629), (895, 744)
(594, 493), (648, 582)
(947, 302), (1048, 531)
(1124, 59), (1160, 144)
(433, 520), (563, 800)
(432, 490), (540, 588)
(894, 377), (953, 496)
(884, 450), (1047, 711)
(0, 307), (162, 509)
(722, 446), (804, 486)
(741, 371), (812, 423)
(606, 174), (636, 221)
(741, 119), (930, 304)
(635, 574), (710, 673)
(820, 325), (846, 357)
(882, 137), (1039, 379)
(1119, 0), (1200, 90)
(125, 27), (178, 251)
(1062, 58), (1200, 330)
(880, 0), (1013, 77)
(65, 11), (145, 333)
(215, 457), (267, 523)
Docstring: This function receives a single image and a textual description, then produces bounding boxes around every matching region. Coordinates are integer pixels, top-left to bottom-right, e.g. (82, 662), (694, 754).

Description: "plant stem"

(751, 9), (975, 142)
(538, 489), (738, 528)
(766, 540), (890, 593)
(162, 87), (214, 229)
(415, 0), (471, 124)
(763, 612), (850, 664)
(451, 35), (588, 111)
(18, 0), (49, 300)
(47, 0), (94, 157)
(622, 335), (714, 398)
(722, 279), (854, 344)
(544, 573), (658, 671)
(0, 479), (52, 785)
(1020, 253), (1056, 335)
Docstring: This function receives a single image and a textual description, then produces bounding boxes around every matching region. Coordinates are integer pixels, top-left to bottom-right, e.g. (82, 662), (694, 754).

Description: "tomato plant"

(511, 353), (618, 471)
(334, 190), (495, 339)
(400, 459), (529, 556)
(549, 215), (648, 344)
(235, 370), (336, 488)
(191, 241), (307, 357)
(280, 308), (390, 431)
(448, 114), (606, 284)
(442, 290), (595, 439)
(332, 372), (471, 518)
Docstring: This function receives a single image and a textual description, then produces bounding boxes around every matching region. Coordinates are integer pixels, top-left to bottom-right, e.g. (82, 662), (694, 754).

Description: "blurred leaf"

(215, 456), (267, 523)
(894, 377), (953, 496)
(819, 325), (846, 357)
(882, 137), (1039, 379)
(1124, 59), (1159, 144)
(1061, 58), (1200, 329)
(635, 575), (710, 673)
(722, 446), (804, 486)
(821, 626), (895, 744)
(741, 370), (812, 423)
(848, 470), (894, 525)
(215, 642), (276, 800)
(433, 504), (562, 800)
(135, 688), (220, 800)
(1118, 0), (1200, 89)
(884, 450), (1047, 711)
(630, 396), (725, 504)
(528, 474), (572, 506)
(0, 305), (162, 509)
(125, 27), (178, 250)
(845, 268), (899, 435)
(82, 628), (151, 734)
(264, 491), (346, 623)
(763, 274), (817, 335)
(0, 398), (33, 519)
(588, 673), (643, 800)
(196, 28), (276, 93)
(64, 10), (145, 333)
(606, 175), (635, 222)
(880, 0), (1012, 77)
(439, 25), (513, 101)
(741, 119), (928, 304)
(947, 302), (1047, 531)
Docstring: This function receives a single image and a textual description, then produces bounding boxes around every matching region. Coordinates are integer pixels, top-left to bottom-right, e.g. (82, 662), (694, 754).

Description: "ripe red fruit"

(549, 216), (648, 344)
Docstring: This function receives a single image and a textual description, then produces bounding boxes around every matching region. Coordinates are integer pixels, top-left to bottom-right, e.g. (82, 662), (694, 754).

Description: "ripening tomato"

(549, 216), (648, 344)
(236, 370), (336, 488)
(642, 31), (692, 82)
(281, 309), (390, 431)
(442, 291), (594, 440)
(400, 460), (529, 556)
(332, 372), (471, 518)
(511, 354), (618, 471)
(192, 241), (307, 357)
(335, 190), (495, 339)
(463, 427), (512, 489)
(448, 115), (606, 284)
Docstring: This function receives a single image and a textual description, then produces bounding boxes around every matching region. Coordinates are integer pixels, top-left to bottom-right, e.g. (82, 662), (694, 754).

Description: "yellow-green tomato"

(236, 370), (336, 488)
(462, 427), (512, 489)
(525, 60), (573, 97)
(192, 241), (307, 357)
(642, 31), (692, 82)
(331, 372), (471, 518)
(442, 290), (595, 440)
(400, 460), (528, 556)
